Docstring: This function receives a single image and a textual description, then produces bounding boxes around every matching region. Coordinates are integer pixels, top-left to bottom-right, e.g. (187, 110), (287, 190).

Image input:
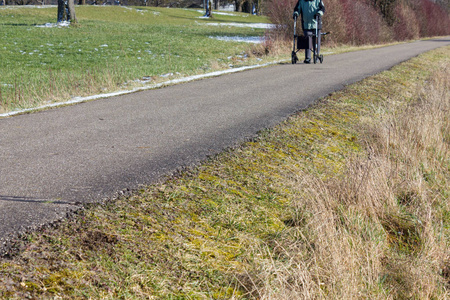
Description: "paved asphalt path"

(1, 38), (449, 251)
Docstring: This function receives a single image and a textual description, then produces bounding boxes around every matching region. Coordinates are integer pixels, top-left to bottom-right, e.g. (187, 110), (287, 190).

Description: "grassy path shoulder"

(0, 47), (449, 299)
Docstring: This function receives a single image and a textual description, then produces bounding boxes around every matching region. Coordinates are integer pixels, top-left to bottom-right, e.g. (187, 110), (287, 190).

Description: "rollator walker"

(292, 14), (329, 64)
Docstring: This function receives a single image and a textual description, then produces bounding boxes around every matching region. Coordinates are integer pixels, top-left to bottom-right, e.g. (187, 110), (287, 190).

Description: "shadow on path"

(0, 195), (76, 205)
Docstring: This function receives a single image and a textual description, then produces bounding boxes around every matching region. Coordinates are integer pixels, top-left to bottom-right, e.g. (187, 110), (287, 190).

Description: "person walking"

(57, 0), (70, 23)
(293, 0), (325, 64)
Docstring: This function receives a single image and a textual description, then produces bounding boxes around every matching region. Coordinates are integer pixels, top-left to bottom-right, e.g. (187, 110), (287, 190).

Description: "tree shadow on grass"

(1, 23), (38, 26)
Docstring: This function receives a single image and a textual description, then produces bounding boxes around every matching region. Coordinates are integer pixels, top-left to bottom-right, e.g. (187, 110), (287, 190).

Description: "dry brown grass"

(241, 56), (449, 299)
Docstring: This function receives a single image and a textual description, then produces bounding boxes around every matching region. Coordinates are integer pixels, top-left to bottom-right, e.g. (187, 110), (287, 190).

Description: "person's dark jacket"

(293, 0), (325, 30)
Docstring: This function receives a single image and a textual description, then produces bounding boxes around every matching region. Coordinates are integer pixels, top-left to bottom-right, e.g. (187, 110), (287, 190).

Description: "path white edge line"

(0, 60), (286, 118)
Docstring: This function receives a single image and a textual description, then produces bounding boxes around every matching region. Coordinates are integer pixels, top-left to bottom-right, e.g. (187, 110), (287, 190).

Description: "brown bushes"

(411, 0), (450, 37)
(266, 0), (450, 45)
(340, 0), (387, 44)
(393, 3), (420, 40)
(264, 0), (297, 40)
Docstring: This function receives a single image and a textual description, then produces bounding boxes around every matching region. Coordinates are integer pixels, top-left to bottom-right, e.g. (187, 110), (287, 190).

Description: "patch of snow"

(209, 36), (265, 44)
(213, 12), (237, 16)
(0, 5), (57, 9)
(197, 21), (275, 29)
(195, 10), (237, 16)
(160, 73), (174, 78)
(35, 21), (70, 28)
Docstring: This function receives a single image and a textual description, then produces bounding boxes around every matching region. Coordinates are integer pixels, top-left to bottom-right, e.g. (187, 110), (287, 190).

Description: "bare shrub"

(410, 0), (450, 37)
(340, 0), (386, 45)
(393, 3), (420, 41)
(266, 0), (387, 45)
(265, 0), (449, 45)
(265, 0), (297, 41)
(321, 0), (347, 45)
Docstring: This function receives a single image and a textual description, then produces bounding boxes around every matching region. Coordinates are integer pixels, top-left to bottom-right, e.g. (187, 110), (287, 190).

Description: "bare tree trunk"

(67, 0), (77, 23)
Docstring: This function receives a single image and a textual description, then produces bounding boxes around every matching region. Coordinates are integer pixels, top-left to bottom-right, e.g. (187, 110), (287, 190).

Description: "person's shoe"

(304, 59), (311, 64)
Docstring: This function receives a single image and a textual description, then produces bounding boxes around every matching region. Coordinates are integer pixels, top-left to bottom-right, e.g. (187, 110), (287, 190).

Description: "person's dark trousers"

(303, 29), (321, 62)
(57, 0), (70, 22)
(57, 0), (65, 22)
(66, 1), (71, 21)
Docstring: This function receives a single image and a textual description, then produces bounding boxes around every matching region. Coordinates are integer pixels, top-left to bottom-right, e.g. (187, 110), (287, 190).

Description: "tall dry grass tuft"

(241, 170), (389, 299)
(1, 65), (131, 112)
(241, 62), (449, 298)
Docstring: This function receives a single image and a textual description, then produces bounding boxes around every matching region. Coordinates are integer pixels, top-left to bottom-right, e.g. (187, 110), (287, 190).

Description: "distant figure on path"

(293, 0), (325, 64)
(57, 0), (70, 23)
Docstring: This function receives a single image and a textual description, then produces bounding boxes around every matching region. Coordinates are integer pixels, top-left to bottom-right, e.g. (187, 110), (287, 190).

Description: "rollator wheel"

(291, 52), (298, 64)
(320, 55), (323, 64)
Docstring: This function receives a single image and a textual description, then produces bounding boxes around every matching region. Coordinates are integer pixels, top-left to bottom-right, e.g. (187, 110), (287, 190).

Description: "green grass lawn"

(0, 6), (271, 113)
